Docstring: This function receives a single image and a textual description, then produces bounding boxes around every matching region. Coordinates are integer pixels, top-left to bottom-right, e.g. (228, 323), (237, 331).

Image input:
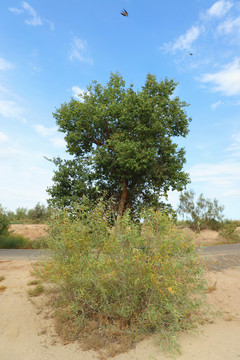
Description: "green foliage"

(0, 204), (10, 235)
(9, 203), (51, 223)
(220, 221), (240, 244)
(47, 72), (191, 216)
(177, 190), (224, 230)
(41, 199), (207, 355)
(0, 234), (31, 249)
(14, 207), (29, 221)
(27, 202), (51, 222)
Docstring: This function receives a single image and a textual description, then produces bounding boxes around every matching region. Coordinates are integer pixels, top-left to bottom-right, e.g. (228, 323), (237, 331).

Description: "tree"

(177, 190), (225, 230)
(28, 203), (51, 222)
(15, 207), (28, 221)
(0, 204), (10, 235)
(47, 72), (191, 216)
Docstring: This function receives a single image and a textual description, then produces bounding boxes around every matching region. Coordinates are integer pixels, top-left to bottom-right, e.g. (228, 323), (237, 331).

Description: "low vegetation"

(27, 284), (44, 297)
(219, 221), (240, 244)
(0, 285), (6, 293)
(38, 199), (209, 356)
(0, 233), (32, 249)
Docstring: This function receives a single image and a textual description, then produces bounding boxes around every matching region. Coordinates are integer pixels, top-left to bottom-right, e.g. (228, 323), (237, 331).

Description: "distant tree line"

(0, 203), (51, 234)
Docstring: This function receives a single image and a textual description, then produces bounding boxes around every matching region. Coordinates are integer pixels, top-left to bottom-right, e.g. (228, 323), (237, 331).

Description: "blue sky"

(1, 0), (240, 219)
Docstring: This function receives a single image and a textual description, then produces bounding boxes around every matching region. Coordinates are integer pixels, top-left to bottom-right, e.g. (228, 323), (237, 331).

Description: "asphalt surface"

(1, 244), (240, 260)
(200, 243), (240, 255)
(0, 249), (49, 260)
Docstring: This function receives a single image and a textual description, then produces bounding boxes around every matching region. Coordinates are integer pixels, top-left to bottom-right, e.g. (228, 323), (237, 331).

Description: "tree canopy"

(47, 72), (191, 216)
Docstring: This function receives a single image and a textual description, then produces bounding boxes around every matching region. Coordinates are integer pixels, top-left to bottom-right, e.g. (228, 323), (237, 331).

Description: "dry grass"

(53, 303), (143, 358)
(27, 284), (44, 297)
(27, 279), (41, 286)
(207, 280), (217, 293)
(0, 285), (7, 292)
(0, 275), (5, 282)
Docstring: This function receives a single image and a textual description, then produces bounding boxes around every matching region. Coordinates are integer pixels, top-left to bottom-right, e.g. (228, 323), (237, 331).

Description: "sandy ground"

(0, 257), (240, 360)
(9, 224), (48, 241)
(9, 224), (238, 246)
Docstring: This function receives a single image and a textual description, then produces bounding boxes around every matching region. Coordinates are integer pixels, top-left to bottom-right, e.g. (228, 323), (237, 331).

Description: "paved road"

(0, 249), (49, 260)
(1, 244), (240, 260)
(200, 243), (240, 255)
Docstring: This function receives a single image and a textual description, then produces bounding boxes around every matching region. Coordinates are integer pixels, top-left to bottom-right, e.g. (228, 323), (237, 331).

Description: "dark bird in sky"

(189, 53), (193, 56)
(121, 8), (128, 17)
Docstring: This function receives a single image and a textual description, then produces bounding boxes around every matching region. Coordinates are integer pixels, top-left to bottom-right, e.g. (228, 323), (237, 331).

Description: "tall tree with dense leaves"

(47, 72), (191, 216)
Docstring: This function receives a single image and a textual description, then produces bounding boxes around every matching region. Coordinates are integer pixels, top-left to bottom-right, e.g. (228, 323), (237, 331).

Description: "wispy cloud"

(0, 57), (13, 70)
(9, 2), (54, 30)
(72, 86), (85, 99)
(211, 100), (223, 110)
(200, 57), (240, 96)
(205, 0), (233, 18)
(0, 139), (53, 210)
(34, 124), (58, 137)
(69, 37), (93, 65)
(161, 1), (235, 54)
(162, 26), (202, 52)
(0, 131), (8, 143)
(187, 128), (240, 202)
(218, 16), (240, 34)
(71, 86), (90, 101)
(22, 1), (42, 26)
(189, 161), (240, 191)
(33, 124), (66, 148)
(0, 100), (26, 122)
(8, 7), (24, 14)
(226, 131), (240, 157)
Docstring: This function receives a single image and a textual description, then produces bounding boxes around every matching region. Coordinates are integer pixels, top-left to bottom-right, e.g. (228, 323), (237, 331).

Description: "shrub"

(0, 204), (10, 235)
(220, 221), (240, 244)
(177, 190), (224, 231)
(40, 199), (208, 356)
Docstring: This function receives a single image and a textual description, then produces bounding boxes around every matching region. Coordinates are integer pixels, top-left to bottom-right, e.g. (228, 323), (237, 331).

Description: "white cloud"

(226, 132), (240, 157)
(45, 20), (55, 31)
(163, 26), (202, 52)
(188, 161), (240, 199)
(8, 7), (24, 14)
(200, 58), (240, 96)
(0, 100), (26, 122)
(22, 1), (43, 26)
(218, 16), (240, 34)
(211, 100), (223, 110)
(161, 0), (236, 55)
(33, 124), (58, 137)
(190, 162), (240, 181)
(0, 132), (8, 143)
(206, 0), (233, 18)
(0, 57), (13, 70)
(72, 86), (88, 100)
(69, 37), (93, 65)
(9, 2), (54, 30)
(33, 124), (66, 148)
(50, 137), (66, 148)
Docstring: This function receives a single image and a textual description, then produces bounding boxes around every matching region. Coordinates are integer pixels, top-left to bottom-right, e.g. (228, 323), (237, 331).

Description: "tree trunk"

(118, 177), (128, 217)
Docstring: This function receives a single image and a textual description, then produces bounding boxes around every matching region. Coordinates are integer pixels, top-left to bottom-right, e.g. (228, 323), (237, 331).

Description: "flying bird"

(121, 8), (128, 17)
(189, 53), (193, 56)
